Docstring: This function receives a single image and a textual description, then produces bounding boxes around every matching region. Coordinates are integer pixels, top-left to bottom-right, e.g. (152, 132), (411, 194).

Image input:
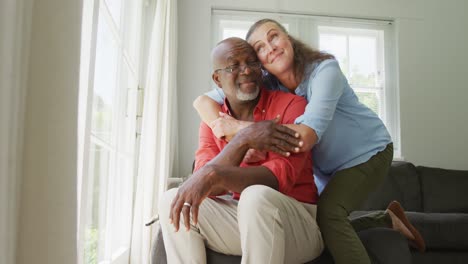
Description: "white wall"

(176, 0), (468, 177)
(16, 0), (83, 263)
(0, 0), (32, 263)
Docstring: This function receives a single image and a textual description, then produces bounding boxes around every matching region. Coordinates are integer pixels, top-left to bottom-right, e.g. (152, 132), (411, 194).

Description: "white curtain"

(129, 0), (178, 263)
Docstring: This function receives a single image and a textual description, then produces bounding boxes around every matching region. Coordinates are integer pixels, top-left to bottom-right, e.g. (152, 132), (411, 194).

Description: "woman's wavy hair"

(246, 18), (334, 83)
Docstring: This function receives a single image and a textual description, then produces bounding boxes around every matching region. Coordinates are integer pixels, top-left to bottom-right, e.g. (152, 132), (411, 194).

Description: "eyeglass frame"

(214, 61), (263, 74)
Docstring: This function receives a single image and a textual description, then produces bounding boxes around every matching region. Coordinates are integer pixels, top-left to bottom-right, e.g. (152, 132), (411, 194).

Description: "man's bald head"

(211, 37), (257, 71)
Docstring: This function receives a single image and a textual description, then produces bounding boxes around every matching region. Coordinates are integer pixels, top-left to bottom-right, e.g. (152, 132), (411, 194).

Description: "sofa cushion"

(407, 212), (468, 250)
(417, 166), (468, 213)
(358, 161), (423, 212)
(308, 228), (411, 264)
(411, 250), (468, 264)
(153, 223), (411, 264)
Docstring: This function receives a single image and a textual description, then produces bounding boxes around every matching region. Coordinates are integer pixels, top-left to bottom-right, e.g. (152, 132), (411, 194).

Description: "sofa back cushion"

(417, 166), (468, 213)
(358, 161), (423, 211)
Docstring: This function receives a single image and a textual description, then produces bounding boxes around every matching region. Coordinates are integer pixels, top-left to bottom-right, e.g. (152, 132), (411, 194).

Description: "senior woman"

(193, 19), (424, 264)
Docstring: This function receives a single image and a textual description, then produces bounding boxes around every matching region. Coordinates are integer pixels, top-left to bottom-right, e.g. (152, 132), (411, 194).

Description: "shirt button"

(262, 109), (265, 113)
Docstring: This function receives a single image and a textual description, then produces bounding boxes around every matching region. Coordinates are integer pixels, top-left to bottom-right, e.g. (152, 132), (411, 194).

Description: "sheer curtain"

(129, 0), (178, 263)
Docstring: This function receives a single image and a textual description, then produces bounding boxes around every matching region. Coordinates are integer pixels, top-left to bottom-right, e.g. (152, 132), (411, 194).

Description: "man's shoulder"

(264, 88), (307, 105)
(263, 88), (304, 100)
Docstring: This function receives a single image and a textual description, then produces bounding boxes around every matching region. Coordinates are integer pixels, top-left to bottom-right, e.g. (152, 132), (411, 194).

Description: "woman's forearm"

(194, 95), (253, 139)
(192, 95), (318, 151)
(193, 95), (222, 126)
(284, 124), (318, 152)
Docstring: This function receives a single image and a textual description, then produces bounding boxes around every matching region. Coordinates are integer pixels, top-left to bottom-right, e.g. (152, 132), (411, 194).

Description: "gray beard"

(236, 86), (260, 101)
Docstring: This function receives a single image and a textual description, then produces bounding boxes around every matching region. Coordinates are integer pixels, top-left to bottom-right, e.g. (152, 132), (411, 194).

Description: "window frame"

(78, 0), (148, 263)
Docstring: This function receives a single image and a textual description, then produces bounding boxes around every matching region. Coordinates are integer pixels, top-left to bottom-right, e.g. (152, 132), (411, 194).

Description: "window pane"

(84, 226), (99, 264)
(91, 17), (119, 142)
(84, 143), (110, 264)
(355, 91), (380, 115)
(109, 156), (133, 253)
(319, 33), (349, 76)
(349, 36), (377, 87)
(223, 28), (248, 39)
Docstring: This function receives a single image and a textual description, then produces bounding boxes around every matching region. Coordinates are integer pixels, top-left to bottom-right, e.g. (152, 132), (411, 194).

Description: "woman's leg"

(317, 143), (393, 264)
(351, 211), (391, 232)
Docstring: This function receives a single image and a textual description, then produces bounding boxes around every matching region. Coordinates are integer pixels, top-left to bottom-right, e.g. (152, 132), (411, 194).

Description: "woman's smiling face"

(247, 22), (294, 76)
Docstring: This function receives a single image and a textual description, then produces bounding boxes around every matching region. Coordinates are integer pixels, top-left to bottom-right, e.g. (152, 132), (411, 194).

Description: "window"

(212, 10), (401, 158)
(319, 26), (384, 116)
(79, 0), (146, 263)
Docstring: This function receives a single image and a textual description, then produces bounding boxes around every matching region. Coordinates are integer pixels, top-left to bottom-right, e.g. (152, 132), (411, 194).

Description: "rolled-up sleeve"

(205, 88), (225, 105)
(295, 60), (345, 142)
(261, 151), (310, 194)
(194, 123), (220, 172)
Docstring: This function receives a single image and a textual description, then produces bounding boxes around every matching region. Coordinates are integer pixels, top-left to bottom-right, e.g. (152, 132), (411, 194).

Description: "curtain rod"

(212, 8), (394, 25)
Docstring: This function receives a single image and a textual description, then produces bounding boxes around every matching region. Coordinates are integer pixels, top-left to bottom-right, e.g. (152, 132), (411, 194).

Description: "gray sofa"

(353, 161), (468, 264)
(152, 161), (468, 264)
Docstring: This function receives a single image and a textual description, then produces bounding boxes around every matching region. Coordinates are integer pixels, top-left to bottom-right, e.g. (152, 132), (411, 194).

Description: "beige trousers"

(158, 185), (324, 264)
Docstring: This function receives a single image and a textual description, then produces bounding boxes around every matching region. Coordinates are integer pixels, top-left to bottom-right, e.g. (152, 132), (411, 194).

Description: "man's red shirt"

(194, 88), (318, 204)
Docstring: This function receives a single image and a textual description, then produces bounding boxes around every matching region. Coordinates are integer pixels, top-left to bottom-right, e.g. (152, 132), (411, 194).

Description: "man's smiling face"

(212, 38), (263, 103)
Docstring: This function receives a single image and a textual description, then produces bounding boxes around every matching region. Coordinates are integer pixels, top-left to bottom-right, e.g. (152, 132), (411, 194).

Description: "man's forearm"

(205, 132), (279, 192)
(210, 165), (278, 193)
(207, 134), (251, 166)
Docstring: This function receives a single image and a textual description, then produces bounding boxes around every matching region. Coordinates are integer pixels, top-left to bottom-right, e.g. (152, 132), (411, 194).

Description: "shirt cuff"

(295, 114), (323, 142)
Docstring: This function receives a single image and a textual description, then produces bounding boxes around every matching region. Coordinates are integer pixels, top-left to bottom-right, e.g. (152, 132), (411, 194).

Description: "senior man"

(158, 37), (323, 264)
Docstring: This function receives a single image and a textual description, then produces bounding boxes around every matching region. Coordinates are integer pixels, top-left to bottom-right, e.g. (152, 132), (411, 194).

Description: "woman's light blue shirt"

(206, 59), (392, 193)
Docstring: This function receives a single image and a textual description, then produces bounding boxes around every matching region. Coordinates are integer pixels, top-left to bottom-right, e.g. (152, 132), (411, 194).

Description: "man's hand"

(236, 116), (303, 157)
(169, 165), (223, 232)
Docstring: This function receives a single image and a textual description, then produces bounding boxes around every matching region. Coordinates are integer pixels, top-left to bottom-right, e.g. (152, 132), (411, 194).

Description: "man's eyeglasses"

(214, 62), (262, 74)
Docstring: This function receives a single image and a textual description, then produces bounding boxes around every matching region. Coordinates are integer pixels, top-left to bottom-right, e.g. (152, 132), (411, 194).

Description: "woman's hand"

(210, 112), (251, 141)
(243, 149), (267, 164)
(236, 116), (303, 157)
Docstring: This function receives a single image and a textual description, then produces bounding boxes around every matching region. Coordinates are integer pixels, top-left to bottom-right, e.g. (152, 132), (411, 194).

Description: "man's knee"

(238, 185), (281, 215)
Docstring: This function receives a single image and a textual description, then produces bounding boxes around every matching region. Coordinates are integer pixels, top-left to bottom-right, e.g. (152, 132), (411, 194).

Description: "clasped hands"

(211, 113), (303, 159)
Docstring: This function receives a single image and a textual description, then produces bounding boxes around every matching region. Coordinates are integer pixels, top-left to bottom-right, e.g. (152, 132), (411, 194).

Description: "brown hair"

(246, 19), (334, 83)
